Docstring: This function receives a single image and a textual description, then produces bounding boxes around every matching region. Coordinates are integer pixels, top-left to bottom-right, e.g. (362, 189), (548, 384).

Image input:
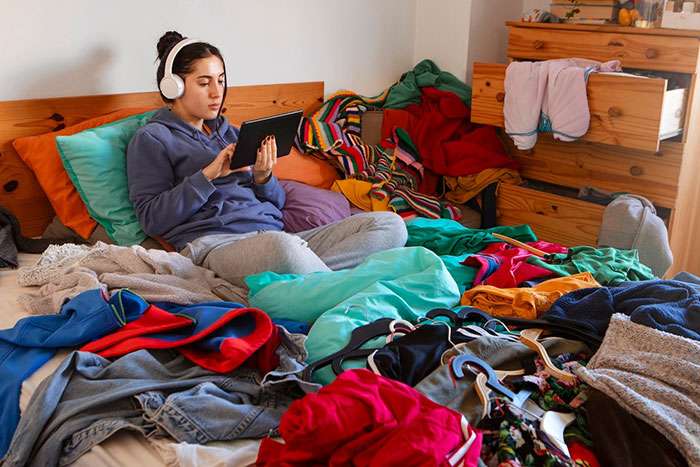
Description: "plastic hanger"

(519, 328), (576, 383)
(446, 416), (478, 467)
(473, 368), (527, 418)
(302, 317), (399, 380)
(450, 354), (517, 401)
(476, 370), (577, 455)
(425, 307), (496, 330)
(425, 308), (464, 326)
(484, 314), (603, 350)
(329, 319), (413, 375)
(541, 411), (576, 457)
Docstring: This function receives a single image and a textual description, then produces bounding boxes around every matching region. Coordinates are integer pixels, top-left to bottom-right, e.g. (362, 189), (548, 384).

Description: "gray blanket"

(17, 242), (248, 314)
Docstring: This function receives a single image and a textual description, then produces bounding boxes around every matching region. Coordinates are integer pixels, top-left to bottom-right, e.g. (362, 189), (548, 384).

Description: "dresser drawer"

(502, 135), (682, 209)
(496, 183), (605, 247)
(471, 62), (686, 152)
(507, 27), (700, 73)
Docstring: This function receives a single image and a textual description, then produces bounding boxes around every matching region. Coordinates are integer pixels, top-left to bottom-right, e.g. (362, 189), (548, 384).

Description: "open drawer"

(496, 183), (606, 247)
(471, 62), (687, 152)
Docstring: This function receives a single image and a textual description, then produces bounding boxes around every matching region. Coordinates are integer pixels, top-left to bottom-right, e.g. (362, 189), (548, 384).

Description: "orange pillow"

(12, 107), (159, 238)
(273, 147), (340, 190)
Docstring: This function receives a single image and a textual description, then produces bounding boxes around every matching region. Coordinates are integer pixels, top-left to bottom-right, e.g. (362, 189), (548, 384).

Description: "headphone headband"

(163, 38), (201, 79)
(159, 37), (202, 100)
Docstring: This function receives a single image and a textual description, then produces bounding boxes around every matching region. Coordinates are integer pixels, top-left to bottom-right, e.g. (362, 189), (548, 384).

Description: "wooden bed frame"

(0, 81), (324, 237)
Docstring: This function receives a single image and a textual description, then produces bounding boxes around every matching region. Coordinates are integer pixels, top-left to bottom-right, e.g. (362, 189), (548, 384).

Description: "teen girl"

(126, 31), (407, 287)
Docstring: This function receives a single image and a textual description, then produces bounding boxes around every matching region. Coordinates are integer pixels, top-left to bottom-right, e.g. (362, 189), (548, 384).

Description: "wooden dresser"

(471, 22), (700, 277)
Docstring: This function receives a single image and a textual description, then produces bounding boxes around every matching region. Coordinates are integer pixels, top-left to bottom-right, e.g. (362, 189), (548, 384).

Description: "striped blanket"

(299, 90), (459, 220)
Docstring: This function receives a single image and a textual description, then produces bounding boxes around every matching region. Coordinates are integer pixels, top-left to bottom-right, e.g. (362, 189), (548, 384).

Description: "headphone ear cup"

(159, 74), (185, 100)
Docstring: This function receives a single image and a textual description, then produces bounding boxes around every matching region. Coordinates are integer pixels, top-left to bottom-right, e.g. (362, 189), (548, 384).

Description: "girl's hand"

(202, 143), (246, 181)
(252, 135), (277, 184)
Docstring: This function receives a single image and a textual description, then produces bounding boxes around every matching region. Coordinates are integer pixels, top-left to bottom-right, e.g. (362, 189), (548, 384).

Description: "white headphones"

(159, 38), (201, 100)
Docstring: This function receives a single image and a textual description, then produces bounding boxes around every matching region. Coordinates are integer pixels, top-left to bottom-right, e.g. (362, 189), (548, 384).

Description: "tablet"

(229, 109), (303, 170)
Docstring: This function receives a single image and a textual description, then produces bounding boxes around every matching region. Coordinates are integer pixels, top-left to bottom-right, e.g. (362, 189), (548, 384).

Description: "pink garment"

(256, 368), (480, 466)
(462, 240), (568, 288)
(504, 58), (622, 150)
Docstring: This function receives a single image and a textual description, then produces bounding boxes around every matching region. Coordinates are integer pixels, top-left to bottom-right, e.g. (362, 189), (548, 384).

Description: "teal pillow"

(56, 110), (157, 246)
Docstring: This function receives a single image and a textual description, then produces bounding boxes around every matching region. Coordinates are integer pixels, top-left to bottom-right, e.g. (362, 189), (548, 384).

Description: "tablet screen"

(229, 110), (303, 170)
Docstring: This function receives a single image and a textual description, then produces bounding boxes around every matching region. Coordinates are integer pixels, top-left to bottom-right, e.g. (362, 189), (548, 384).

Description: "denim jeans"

(1, 326), (317, 467)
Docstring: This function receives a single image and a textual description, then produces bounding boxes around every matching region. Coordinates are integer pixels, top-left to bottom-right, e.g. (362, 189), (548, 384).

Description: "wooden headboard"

(0, 81), (324, 237)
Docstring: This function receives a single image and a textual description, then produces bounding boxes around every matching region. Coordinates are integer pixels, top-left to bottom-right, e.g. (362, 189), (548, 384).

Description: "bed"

(1, 81), (699, 467)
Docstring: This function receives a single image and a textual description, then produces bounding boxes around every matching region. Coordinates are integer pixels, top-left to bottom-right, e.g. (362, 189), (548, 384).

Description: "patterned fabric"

(573, 313), (700, 466)
(479, 353), (597, 467)
(299, 90), (460, 220)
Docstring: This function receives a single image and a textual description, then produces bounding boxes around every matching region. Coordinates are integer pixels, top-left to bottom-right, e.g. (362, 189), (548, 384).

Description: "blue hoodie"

(126, 108), (285, 250)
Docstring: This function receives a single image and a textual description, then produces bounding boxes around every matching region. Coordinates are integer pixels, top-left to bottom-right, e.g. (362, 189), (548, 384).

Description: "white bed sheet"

(2, 252), (264, 467)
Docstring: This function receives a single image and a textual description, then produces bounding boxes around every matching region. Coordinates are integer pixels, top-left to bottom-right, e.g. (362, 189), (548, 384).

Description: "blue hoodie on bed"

(126, 108), (285, 251)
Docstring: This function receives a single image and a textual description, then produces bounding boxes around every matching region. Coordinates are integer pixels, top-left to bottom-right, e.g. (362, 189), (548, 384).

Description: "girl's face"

(171, 55), (225, 130)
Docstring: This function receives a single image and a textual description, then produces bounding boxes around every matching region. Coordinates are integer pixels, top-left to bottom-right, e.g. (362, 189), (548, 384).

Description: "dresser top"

(505, 21), (700, 38)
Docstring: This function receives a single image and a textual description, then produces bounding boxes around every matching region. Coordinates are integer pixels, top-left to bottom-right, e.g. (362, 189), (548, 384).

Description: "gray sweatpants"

(181, 212), (407, 287)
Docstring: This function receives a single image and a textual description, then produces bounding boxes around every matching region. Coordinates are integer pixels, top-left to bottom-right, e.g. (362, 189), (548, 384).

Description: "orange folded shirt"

(460, 271), (600, 320)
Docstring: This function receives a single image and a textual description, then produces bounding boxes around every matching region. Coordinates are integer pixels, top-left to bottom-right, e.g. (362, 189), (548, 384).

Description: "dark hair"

(155, 31), (228, 109)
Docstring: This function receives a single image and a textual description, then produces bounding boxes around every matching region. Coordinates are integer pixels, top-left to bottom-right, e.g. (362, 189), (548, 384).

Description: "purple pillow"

(279, 179), (352, 233)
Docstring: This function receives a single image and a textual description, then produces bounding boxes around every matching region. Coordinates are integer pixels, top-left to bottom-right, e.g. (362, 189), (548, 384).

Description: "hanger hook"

(344, 304), (370, 321)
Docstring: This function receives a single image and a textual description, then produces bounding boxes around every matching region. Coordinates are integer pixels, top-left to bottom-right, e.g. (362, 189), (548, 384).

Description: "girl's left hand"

(252, 135), (277, 184)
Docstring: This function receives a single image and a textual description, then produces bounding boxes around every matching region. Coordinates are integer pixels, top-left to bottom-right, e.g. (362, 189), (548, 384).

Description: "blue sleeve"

(253, 174), (286, 209)
(126, 130), (215, 238)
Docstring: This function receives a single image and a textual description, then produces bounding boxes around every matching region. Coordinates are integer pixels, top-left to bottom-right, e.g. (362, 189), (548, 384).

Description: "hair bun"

(156, 31), (185, 60)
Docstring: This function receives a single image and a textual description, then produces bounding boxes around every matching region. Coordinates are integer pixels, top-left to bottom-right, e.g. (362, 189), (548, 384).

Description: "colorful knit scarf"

(299, 90), (459, 220)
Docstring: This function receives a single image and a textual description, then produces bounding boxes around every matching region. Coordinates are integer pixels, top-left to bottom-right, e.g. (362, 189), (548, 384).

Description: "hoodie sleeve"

(127, 129), (216, 238)
(252, 175), (286, 210)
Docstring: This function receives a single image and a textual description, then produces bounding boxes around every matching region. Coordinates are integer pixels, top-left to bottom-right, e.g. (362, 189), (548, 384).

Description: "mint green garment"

(526, 246), (654, 286)
(406, 218), (538, 293)
(384, 59), (472, 109)
(246, 247), (460, 385)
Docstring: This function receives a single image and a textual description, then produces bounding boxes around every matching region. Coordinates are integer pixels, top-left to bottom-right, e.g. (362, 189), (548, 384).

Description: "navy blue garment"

(544, 280), (700, 342)
(0, 289), (147, 458)
(672, 271), (700, 293)
(368, 324), (473, 387)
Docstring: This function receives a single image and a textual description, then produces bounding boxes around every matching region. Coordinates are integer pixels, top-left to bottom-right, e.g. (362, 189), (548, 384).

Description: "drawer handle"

(608, 106), (620, 118)
(645, 48), (656, 59)
(533, 40), (544, 50)
(629, 165), (643, 176)
(496, 92), (505, 102)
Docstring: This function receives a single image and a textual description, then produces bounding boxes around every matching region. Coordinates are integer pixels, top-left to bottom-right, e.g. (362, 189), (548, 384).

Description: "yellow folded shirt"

(331, 179), (392, 212)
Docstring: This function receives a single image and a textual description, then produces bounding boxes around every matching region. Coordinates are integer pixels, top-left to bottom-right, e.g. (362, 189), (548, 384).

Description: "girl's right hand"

(202, 143), (246, 181)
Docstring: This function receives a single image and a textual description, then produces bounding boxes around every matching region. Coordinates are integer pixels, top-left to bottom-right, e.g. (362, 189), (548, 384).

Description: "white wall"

(413, 0), (527, 86)
(1, 0), (541, 103)
(466, 0), (525, 84)
(0, 0), (417, 101)
(413, 0), (472, 82)
(523, 0), (553, 12)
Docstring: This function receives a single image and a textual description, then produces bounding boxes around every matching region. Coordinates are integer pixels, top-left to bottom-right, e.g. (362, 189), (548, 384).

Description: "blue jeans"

(1, 326), (317, 467)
